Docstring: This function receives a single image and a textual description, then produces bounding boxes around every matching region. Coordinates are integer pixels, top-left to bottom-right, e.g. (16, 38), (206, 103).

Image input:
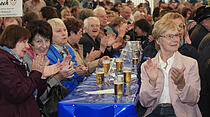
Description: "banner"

(0, 0), (22, 17)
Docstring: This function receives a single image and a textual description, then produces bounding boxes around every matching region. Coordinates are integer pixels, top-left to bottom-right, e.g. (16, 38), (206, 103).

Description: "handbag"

(41, 84), (68, 117)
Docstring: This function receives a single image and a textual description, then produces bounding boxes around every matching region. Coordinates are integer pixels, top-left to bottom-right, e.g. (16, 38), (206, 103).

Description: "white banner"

(0, 0), (22, 17)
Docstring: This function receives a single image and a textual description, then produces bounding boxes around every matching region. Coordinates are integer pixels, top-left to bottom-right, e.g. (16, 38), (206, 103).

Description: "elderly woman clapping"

(0, 25), (49, 117)
(24, 20), (75, 104)
(139, 19), (201, 117)
(46, 18), (87, 93)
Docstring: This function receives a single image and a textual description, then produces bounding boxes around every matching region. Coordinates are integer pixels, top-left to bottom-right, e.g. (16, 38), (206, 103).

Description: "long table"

(58, 73), (140, 117)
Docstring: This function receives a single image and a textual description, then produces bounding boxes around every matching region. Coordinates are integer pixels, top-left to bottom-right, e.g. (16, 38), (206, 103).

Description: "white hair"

(120, 6), (131, 13)
(93, 6), (105, 16)
(84, 17), (100, 29)
(47, 18), (66, 29)
(133, 11), (145, 20)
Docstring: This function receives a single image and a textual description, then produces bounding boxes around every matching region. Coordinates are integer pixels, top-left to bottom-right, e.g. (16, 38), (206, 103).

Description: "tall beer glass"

(102, 59), (110, 76)
(116, 58), (123, 73)
(114, 75), (124, 96)
(96, 68), (104, 86)
(123, 67), (132, 84)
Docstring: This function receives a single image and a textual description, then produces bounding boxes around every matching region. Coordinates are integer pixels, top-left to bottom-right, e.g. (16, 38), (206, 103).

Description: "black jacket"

(79, 33), (114, 59)
(190, 24), (209, 49)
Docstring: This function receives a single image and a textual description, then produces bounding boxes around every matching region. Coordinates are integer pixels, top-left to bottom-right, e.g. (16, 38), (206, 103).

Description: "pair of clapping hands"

(144, 58), (186, 90)
(57, 56), (87, 79)
(86, 47), (110, 65)
(31, 54), (87, 81)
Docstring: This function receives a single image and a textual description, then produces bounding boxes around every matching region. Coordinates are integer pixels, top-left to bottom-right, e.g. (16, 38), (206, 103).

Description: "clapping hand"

(61, 55), (72, 66)
(43, 59), (62, 77)
(32, 54), (46, 78)
(171, 66), (186, 90)
(144, 58), (158, 87)
(118, 23), (128, 38)
(55, 56), (75, 81)
(86, 47), (101, 62)
(106, 33), (117, 46)
(74, 64), (87, 76)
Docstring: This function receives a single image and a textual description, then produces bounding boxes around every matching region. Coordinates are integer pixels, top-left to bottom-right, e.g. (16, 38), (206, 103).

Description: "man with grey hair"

(120, 6), (133, 24)
(93, 6), (127, 53)
(79, 17), (114, 58)
(93, 6), (108, 29)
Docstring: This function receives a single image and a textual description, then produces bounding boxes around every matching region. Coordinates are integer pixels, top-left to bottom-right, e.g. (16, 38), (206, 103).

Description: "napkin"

(85, 89), (114, 94)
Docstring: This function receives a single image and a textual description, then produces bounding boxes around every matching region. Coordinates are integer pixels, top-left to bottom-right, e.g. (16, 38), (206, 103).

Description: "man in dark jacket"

(79, 17), (114, 59)
(198, 33), (210, 117)
(190, 7), (210, 49)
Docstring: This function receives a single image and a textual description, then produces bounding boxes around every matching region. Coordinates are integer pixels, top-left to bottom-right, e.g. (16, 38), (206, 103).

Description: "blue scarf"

(0, 46), (23, 62)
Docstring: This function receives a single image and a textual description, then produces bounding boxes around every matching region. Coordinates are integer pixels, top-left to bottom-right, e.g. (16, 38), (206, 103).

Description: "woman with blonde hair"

(160, 12), (191, 45)
(46, 18), (86, 93)
(139, 19), (201, 117)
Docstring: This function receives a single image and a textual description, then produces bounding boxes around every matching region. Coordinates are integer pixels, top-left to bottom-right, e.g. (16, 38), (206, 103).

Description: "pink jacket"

(139, 51), (202, 117)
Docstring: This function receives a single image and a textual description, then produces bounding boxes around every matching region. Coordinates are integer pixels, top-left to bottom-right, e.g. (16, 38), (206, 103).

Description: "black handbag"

(41, 84), (68, 117)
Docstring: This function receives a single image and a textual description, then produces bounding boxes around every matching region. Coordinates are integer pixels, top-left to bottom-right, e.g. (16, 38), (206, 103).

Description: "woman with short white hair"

(46, 18), (86, 93)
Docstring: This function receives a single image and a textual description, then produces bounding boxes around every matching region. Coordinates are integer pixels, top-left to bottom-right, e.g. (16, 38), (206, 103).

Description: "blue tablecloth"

(58, 74), (140, 117)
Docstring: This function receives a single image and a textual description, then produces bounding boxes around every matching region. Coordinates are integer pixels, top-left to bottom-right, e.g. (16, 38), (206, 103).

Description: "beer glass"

(123, 67), (132, 84)
(132, 50), (139, 66)
(114, 75), (124, 96)
(132, 57), (138, 66)
(116, 58), (123, 73)
(96, 67), (104, 86)
(102, 59), (110, 76)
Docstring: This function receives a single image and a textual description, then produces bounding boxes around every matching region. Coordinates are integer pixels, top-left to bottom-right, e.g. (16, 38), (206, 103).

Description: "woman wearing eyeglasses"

(139, 19), (201, 117)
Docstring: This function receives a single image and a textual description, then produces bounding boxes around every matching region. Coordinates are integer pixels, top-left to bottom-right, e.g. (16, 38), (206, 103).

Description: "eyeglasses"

(98, 15), (107, 19)
(178, 23), (185, 29)
(159, 33), (180, 39)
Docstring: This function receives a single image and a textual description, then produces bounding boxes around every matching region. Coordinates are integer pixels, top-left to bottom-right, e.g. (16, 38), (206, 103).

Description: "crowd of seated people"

(0, 0), (209, 117)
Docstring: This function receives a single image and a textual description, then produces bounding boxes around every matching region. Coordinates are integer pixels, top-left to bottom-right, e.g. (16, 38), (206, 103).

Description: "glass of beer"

(132, 50), (139, 67)
(132, 57), (138, 66)
(102, 59), (110, 76)
(116, 58), (123, 73)
(123, 67), (132, 84)
(114, 76), (124, 96)
(96, 67), (104, 86)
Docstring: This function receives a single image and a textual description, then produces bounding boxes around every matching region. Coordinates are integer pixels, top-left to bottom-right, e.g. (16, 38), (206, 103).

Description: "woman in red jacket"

(0, 25), (47, 117)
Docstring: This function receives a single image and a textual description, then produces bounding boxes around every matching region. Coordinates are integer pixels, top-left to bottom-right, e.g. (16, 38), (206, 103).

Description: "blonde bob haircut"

(160, 12), (185, 23)
(47, 18), (66, 30)
(152, 19), (179, 50)
(152, 19), (179, 40)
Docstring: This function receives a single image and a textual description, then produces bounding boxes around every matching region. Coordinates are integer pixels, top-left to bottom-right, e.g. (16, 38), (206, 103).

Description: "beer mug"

(114, 75), (124, 96)
(102, 59), (110, 76)
(96, 67), (104, 86)
(116, 58), (123, 73)
(123, 67), (132, 84)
